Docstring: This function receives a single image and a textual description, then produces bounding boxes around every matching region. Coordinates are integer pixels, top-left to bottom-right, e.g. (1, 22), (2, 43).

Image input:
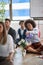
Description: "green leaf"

(20, 41), (27, 48)
(0, 1), (6, 21)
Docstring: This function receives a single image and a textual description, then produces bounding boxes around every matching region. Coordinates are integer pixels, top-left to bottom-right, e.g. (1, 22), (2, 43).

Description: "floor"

(13, 46), (43, 65)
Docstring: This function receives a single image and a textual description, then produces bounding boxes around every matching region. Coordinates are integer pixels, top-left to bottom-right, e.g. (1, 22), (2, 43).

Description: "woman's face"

(0, 24), (3, 33)
(27, 23), (33, 30)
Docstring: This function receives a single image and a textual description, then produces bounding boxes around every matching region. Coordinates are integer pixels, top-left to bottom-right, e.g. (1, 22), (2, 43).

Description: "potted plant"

(17, 39), (29, 56)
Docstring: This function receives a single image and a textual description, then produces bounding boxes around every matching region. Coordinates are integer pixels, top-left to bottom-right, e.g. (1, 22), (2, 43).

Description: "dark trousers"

(26, 42), (43, 54)
(31, 42), (43, 51)
(0, 57), (13, 65)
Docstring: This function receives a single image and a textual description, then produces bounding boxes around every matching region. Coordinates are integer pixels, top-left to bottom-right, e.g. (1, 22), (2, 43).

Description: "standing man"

(5, 18), (16, 44)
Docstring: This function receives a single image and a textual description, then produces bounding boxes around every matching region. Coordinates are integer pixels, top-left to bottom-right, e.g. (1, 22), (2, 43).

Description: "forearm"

(6, 52), (14, 61)
(29, 31), (38, 34)
(9, 52), (14, 60)
(26, 31), (38, 35)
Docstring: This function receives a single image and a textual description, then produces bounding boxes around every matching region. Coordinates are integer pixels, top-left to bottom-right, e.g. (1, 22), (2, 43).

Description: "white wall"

(35, 20), (43, 40)
(10, 20), (43, 40)
(10, 21), (20, 31)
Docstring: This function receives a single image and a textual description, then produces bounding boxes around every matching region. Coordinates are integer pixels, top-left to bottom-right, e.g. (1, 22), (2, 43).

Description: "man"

(5, 18), (16, 43)
(16, 20), (26, 44)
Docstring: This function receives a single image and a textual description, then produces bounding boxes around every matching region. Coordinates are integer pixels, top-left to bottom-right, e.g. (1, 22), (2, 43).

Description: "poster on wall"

(31, 0), (43, 18)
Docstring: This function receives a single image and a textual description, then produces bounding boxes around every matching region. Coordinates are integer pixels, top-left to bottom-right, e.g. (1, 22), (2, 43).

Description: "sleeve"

(28, 28), (38, 35)
(8, 35), (14, 53)
(16, 29), (20, 39)
(12, 30), (16, 43)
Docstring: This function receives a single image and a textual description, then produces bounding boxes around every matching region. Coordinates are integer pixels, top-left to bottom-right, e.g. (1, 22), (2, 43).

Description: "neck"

(6, 26), (10, 30)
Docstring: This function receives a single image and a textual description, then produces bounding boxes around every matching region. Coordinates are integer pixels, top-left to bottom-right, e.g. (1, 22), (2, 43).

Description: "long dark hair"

(0, 22), (7, 44)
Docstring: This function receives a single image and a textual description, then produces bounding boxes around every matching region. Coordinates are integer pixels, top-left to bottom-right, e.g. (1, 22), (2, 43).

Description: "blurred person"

(16, 20), (26, 45)
(25, 19), (43, 54)
(0, 22), (14, 65)
(5, 18), (16, 44)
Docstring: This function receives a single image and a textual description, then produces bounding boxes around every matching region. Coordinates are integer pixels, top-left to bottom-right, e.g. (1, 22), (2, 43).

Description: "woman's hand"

(6, 56), (13, 62)
(26, 32), (29, 35)
(6, 52), (14, 62)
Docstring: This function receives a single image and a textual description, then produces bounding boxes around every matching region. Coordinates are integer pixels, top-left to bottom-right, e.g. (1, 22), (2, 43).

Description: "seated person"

(25, 19), (43, 54)
(5, 18), (16, 44)
(0, 22), (14, 65)
(16, 20), (26, 45)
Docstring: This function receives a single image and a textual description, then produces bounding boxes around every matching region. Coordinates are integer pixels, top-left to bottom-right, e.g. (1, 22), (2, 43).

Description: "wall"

(34, 20), (43, 40)
(10, 21), (20, 31)
(10, 20), (43, 40)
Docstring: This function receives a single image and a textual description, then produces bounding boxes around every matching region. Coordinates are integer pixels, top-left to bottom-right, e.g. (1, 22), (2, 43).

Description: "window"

(0, 0), (10, 19)
(12, 0), (30, 20)
(0, 0), (30, 20)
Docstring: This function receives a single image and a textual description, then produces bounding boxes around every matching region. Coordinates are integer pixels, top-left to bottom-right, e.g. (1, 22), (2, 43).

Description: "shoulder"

(5, 34), (14, 45)
(24, 29), (27, 32)
(9, 27), (16, 33)
(34, 28), (38, 30)
(18, 28), (20, 31)
(18, 28), (21, 32)
(33, 28), (39, 32)
(7, 34), (13, 41)
(10, 27), (15, 31)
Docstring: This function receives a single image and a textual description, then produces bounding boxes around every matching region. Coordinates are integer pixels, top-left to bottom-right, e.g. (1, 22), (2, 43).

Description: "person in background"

(16, 20), (26, 45)
(25, 19), (43, 54)
(0, 22), (14, 65)
(5, 18), (16, 44)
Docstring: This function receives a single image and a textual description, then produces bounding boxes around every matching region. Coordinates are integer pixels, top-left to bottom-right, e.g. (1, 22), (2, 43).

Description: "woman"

(0, 22), (14, 65)
(25, 19), (43, 54)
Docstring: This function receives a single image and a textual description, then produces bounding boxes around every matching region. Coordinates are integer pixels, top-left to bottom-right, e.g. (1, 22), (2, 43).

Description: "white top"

(26, 28), (40, 43)
(0, 34), (14, 57)
(26, 28), (38, 35)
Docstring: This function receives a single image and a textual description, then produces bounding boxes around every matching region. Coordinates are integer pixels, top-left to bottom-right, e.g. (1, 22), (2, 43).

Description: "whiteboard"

(31, 0), (43, 18)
